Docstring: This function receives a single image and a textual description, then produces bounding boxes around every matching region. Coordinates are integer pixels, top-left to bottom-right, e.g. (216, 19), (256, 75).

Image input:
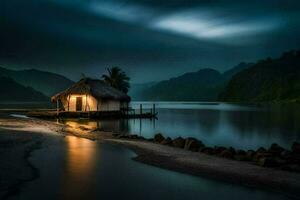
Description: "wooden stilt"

(56, 99), (59, 116)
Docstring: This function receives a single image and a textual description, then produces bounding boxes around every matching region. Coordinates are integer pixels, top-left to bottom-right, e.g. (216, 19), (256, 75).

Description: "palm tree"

(102, 67), (130, 93)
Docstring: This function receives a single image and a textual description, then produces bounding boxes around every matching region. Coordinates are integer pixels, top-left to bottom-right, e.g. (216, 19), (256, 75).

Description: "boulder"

(200, 147), (215, 155)
(246, 150), (255, 160)
(236, 150), (246, 155)
(220, 150), (234, 159)
(280, 150), (293, 160)
(214, 146), (227, 155)
(228, 147), (236, 155)
(161, 137), (173, 146)
(268, 143), (285, 156)
(184, 138), (204, 151)
(257, 157), (285, 168)
(117, 134), (129, 139)
(234, 150), (248, 161)
(253, 152), (272, 162)
(137, 136), (146, 140)
(292, 142), (300, 154)
(112, 133), (120, 137)
(154, 133), (165, 143)
(256, 147), (267, 153)
(172, 137), (185, 148)
(281, 164), (300, 172)
(128, 134), (138, 139)
(147, 138), (154, 142)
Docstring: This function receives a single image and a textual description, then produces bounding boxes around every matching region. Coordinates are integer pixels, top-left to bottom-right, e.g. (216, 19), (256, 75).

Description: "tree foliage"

(102, 67), (130, 93)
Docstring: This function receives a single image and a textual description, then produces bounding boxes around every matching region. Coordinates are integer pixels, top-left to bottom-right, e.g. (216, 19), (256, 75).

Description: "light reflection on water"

(59, 102), (300, 150)
(18, 136), (290, 200)
(62, 136), (97, 199)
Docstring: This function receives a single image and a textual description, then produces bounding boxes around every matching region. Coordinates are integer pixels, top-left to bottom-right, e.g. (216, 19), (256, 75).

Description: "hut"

(51, 78), (131, 112)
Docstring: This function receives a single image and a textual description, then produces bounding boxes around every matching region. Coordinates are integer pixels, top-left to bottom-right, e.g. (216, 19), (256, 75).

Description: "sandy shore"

(0, 115), (65, 199)
(0, 114), (300, 199)
(108, 139), (300, 199)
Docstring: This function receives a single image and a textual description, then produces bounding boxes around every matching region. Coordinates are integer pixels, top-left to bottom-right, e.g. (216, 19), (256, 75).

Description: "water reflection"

(62, 136), (97, 199)
(59, 102), (300, 150)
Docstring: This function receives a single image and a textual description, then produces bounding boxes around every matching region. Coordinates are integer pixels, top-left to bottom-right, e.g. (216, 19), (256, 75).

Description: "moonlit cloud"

(89, 1), (156, 23)
(88, 1), (283, 44)
(152, 10), (282, 43)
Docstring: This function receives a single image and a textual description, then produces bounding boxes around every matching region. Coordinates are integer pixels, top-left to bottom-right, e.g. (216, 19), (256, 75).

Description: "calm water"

(13, 135), (289, 200)
(60, 102), (300, 150)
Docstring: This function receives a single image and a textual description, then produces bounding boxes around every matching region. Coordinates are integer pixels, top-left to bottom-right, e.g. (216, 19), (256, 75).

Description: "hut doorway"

(76, 97), (83, 111)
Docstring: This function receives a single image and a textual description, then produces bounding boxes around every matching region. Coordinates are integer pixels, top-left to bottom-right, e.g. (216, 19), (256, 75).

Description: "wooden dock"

(26, 110), (157, 119)
(1, 104), (158, 119)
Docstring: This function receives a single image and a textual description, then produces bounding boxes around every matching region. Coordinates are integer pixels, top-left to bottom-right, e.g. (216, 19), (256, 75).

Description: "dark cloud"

(1, 0), (300, 82)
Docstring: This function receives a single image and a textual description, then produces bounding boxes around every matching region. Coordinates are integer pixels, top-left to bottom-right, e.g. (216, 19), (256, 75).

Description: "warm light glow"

(67, 94), (96, 111)
(62, 136), (97, 199)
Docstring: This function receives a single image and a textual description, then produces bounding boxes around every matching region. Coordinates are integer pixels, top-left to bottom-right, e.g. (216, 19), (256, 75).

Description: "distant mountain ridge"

(0, 67), (74, 96)
(219, 50), (300, 102)
(0, 76), (48, 102)
(131, 62), (252, 101)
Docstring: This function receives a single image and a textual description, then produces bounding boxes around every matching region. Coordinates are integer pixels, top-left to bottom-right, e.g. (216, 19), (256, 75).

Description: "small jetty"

(26, 104), (157, 119)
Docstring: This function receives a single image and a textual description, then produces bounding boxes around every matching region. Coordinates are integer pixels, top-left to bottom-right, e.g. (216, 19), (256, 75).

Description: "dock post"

(153, 104), (156, 115)
(56, 99), (59, 117)
(140, 104), (143, 115)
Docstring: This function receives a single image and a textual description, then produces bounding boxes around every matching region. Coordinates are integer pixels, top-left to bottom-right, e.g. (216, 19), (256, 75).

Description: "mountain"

(219, 50), (300, 102)
(132, 63), (252, 101)
(0, 76), (48, 102)
(0, 67), (74, 96)
(128, 82), (157, 100)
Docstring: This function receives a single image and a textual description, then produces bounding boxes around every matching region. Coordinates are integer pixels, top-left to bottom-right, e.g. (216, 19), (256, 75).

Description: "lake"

(59, 102), (300, 150)
(4, 101), (299, 199)
(14, 135), (289, 200)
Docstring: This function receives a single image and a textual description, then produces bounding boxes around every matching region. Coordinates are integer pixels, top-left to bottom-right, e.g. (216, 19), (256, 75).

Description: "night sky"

(1, 0), (300, 83)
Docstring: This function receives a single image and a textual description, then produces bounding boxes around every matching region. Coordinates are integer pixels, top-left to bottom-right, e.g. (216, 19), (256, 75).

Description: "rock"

(220, 150), (234, 159)
(292, 142), (300, 154)
(161, 137), (173, 146)
(281, 164), (300, 172)
(137, 136), (145, 140)
(234, 150), (248, 161)
(291, 154), (300, 165)
(234, 155), (249, 161)
(154, 133), (165, 143)
(236, 150), (246, 155)
(172, 137), (185, 148)
(257, 157), (285, 168)
(256, 147), (267, 153)
(184, 138), (204, 151)
(246, 150), (255, 160)
(253, 152), (272, 162)
(228, 147), (236, 155)
(280, 150), (293, 160)
(147, 138), (154, 142)
(268, 143), (285, 156)
(112, 133), (120, 137)
(128, 134), (138, 139)
(117, 134), (129, 139)
(214, 146), (227, 155)
(200, 147), (215, 155)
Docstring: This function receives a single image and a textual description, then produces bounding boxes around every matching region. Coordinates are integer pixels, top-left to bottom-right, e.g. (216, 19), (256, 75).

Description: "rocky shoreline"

(108, 135), (300, 199)
(113, 133), (300, 173)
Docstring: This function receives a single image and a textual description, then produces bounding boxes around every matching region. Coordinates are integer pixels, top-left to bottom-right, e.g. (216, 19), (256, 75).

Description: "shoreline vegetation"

(0, 114), (300, 199)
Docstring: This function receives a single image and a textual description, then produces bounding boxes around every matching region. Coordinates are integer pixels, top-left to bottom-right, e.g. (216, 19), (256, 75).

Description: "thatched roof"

(51, 78), (131, 102)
